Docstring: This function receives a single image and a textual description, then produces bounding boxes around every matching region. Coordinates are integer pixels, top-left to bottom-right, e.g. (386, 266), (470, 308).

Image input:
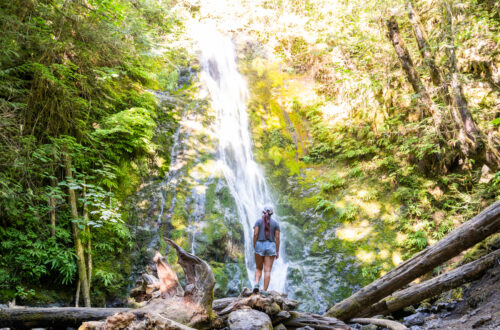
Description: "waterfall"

(196, 24), (288, 292)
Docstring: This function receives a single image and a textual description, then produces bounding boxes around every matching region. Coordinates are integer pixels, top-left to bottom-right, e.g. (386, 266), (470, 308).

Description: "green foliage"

(0, 0), (185, 304)
(321, 174), (346, 192)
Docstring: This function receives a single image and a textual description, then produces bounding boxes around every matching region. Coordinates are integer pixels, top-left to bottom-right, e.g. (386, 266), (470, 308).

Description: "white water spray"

(196, 24), (288, 292)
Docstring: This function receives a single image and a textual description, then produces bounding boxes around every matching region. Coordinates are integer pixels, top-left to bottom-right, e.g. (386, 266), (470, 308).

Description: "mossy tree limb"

(325, 200), (500, 321)
(358, 248), (500, 317)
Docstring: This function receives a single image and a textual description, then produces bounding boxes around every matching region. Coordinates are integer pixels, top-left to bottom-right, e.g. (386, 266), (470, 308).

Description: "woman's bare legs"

(263, 255), (275, 291)
(254, 253), (264, 286)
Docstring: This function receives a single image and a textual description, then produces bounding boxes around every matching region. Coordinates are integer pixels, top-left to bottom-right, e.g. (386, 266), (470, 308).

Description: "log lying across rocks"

(283, 311), (350, 329)
(0, 307), (130, 329)
(325, 200), (500, 321)
(357, 248), (500, 318)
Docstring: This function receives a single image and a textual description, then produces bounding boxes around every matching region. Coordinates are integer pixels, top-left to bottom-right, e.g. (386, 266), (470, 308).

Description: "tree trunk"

(387, 16), (442, 133)
(358, 248), (500, 317)
(65, 153), (91, 307)
(407, 1), (445, 96)
(50, 196), (56, 237)
(50, 178), (56, 237)
(0, 307), (130, 328)
(442, 2), (481, 150)
(83, 180), (92, 293)
(75, 279), (80, 307)
(406, 2), (470, 156)
(325, 200), (500, 321)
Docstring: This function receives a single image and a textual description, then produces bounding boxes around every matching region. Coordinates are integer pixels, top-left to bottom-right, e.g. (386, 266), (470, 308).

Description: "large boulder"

(228, 309), (273, 330)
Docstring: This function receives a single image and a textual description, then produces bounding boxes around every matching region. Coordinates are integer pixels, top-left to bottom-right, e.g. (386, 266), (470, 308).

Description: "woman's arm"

(275, 230), (280, 259)
(253, 226), (259, 248)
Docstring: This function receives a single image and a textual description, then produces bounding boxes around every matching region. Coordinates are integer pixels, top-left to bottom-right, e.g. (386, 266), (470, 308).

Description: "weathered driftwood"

(1, 239), (217, 329)
(130, 272), (161, 302)
(132, 238), (216, 328)
(283, 311), (350, 330)
(0, 307), (130, 328)
(326, 200), (500, 321)
(164, 237), (214, 313)
(81, 239), (216, 329)
(154, 250), (184, 298)
(358, 248), (500, 317)
(213, 297), (238, 313)
(79, 311), (196, 330)
(0, 297), (240, 329)
(351, 317), (407, 330)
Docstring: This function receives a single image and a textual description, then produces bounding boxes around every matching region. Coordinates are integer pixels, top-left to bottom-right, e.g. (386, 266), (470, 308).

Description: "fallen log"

(213, 297), (238, 313)
(358, 248), (500, 317)
(325, 200), (500, 321)
(283, 311), (350, 329)
(0, 307), (130, 328)
(79, 311), (196, 330)
(0, 239), (217, 329)
(351, 317), (407, 330)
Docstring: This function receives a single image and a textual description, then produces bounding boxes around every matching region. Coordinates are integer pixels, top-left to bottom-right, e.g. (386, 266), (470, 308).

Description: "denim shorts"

(255, 240), (277, 256)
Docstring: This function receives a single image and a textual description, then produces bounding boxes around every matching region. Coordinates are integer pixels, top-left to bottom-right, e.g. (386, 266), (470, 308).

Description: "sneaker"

(252, 284), (259, 293)
(261, 290), (269, 297)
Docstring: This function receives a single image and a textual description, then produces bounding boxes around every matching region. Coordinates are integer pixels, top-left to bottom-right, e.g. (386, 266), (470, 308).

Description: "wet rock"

(415, 306), (429, 314)
(228, 309), (272, 330)
(273, 323), (287, 330)
(403, 312), (427, 326)
(360, 325), (378, 330)
(431, 301), (456, 313)
(471, 314), (492, 328)
(409, 326), (422, 330)
(424, 317), (444, 329)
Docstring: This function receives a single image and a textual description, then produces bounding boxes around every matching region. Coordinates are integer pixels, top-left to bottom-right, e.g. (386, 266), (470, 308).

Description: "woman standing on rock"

(253, 205), (280, 294)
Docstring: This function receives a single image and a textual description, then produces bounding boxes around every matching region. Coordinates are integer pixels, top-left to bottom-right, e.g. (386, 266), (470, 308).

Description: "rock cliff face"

(126, 73), (248, 301)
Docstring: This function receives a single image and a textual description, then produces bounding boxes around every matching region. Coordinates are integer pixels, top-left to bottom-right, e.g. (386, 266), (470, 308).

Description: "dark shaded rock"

(403, 312), (427, 326)
(228, 309), (272, 330)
